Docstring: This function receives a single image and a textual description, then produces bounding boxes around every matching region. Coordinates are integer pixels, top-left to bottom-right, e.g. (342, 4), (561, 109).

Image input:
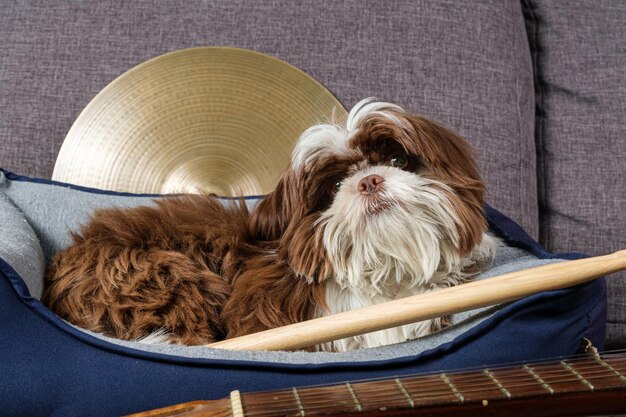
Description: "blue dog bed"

(0, 169), (606, 416)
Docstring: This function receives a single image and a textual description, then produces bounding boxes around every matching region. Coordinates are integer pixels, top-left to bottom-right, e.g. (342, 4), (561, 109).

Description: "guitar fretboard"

(238, 353), (626, 416)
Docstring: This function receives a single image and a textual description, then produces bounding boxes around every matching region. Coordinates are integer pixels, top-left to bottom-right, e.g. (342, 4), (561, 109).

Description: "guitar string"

(241, 350), (626, 400)
(243, 362), (626, 404)
(240, 365), (626, 417)
(238, 355), (626, 414)
(241, 366), (626, 416)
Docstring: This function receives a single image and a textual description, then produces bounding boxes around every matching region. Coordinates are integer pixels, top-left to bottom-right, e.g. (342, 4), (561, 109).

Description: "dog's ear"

(404, 114), (487, 254)
(404, 114), (482, 190)
(249, 167), (332, 281)
(280, 214), (333, 282)
(248, 169), (303, 241)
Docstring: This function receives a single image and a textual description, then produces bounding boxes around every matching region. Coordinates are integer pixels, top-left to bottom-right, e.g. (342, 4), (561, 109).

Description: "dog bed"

(0, 168), (606, 416)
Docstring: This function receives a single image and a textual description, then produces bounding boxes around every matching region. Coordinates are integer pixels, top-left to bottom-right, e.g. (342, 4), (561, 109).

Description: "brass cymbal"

(52, 47), (347, 196)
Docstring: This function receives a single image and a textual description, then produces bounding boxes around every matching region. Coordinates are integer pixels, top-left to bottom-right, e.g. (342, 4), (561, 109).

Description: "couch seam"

(521, 0), (549, 250)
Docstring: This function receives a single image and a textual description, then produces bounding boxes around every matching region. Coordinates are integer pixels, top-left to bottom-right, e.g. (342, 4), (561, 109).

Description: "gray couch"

(1, 1), (624, 349)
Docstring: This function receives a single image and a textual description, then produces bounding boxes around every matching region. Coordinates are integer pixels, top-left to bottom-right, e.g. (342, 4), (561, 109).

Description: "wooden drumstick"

(208, 250), (626, 351)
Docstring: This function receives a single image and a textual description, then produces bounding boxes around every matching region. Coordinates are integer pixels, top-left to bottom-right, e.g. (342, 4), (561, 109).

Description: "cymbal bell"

(52, 47), (347, 196)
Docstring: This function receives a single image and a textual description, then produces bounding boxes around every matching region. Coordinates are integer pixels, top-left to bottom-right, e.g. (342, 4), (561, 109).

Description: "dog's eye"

(332, 180), (343, 194)
(390, 155), (408, 169)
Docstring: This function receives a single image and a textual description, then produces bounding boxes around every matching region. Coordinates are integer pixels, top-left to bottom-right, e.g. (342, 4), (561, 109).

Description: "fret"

(291, 387), (306, 417)
(561, 361), (595, 391)
(394, 378), (415, 408)
(523, 365), (554, 395)
(229, 390), (244, 417)
(345, 383), (363, 412)
(346, 382), (363, 412)
(483, 369), (511, 399)
(595, 356), (626, 383)
(441, 373), (464, 403)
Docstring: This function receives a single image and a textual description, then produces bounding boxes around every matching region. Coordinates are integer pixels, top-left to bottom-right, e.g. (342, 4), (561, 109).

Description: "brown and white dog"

(43, 99), (499, 351)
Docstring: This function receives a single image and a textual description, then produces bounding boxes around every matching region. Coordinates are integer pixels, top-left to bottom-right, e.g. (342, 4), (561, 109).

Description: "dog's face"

(250, 100), (487, 292)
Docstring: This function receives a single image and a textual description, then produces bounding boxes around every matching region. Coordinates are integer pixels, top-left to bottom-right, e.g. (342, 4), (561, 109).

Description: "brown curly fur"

(43, 195), (245, 345)
(43, 191), (326, 345)
(221, 170), (329, 339)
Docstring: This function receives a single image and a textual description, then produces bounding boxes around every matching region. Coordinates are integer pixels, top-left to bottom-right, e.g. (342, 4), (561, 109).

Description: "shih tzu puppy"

(43, 99), (499, 352)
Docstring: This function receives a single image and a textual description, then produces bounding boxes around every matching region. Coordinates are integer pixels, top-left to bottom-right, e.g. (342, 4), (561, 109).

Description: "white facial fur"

(290, 124), (349, 172)
(319, 166), (463, 292)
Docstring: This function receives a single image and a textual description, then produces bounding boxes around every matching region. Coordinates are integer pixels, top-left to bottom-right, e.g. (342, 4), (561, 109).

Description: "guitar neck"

(126, 352), (626, 417)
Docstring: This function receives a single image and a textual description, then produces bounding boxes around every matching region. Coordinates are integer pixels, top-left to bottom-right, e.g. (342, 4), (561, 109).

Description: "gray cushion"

(524, 0), (626, 348)
(0, 0), (538, 239)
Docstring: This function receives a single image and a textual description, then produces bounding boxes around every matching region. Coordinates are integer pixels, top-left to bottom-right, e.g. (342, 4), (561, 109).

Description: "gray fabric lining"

(1, 177), (258, 267)
(0, 191), (45, 297)
(0, 175), (565, 363)
(2, 179), (157, 268)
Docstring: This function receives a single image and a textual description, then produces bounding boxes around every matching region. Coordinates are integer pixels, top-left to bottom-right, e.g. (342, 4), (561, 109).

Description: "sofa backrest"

(0, 0), (537, 238)
(524, 0), (626, 349)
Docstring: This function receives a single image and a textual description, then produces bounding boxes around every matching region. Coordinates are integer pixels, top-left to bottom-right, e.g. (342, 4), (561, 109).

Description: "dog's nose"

(358, 174), (385, 194)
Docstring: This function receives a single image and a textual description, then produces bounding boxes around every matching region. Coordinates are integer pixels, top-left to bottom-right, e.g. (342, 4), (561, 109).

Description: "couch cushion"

(523, 0), (626, 348)
(0, 0), (537, 238)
